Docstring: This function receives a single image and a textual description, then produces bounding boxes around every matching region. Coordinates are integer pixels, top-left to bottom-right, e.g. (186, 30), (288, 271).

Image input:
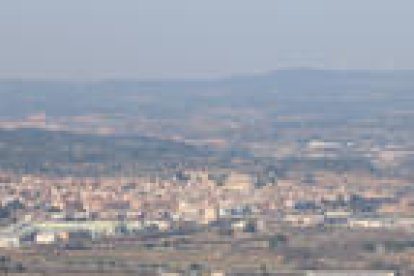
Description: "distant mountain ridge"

(1, 68), (413, 120)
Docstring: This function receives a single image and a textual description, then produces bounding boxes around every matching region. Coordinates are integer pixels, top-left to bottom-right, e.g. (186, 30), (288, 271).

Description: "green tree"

(269, 234), (288, 250)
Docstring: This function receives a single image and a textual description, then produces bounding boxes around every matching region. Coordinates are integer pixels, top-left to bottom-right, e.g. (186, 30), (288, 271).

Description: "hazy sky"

(1, 0), (414, 79)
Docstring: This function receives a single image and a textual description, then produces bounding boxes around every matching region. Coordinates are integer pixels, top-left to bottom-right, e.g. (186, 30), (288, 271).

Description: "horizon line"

(1, 67), (414, 82)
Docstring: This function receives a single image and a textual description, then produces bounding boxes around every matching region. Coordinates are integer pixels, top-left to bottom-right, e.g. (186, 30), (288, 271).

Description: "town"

(0, 162), (413, 275)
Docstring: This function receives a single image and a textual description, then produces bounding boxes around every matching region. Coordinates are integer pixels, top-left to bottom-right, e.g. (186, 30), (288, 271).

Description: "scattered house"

(284, 213), (324, 227)
(305, 270), (396, 276)
(0, 233), (20, 248)
(231, 220), (248, 232)
(348, 215), (398, 229)
(200, 207), (218, 225)
(144, 220), (171, 232)
(324, 210), (352, 225)
(35, 231), (57, 245)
